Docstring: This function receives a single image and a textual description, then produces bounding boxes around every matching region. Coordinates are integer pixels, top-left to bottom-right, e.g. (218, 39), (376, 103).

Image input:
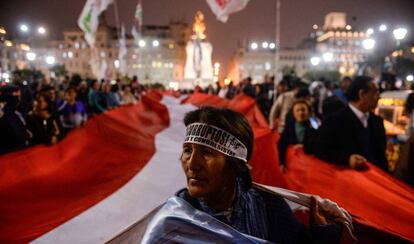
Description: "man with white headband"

(176, 106), (344, 243)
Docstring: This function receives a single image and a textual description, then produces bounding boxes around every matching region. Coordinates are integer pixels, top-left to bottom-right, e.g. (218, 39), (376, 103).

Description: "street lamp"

(362, 39), (376, 50)
(310, 57), (321, 66)
(19, 24), (29, 32)
(26, 52), (36, 61)
(262, 42), (269, 48)
(138, 40), (146, 47)
(45, 56), (55, 65)
(152, 40), (159, 47)
(322, 52), (333, 62)
(393, 28), (408, 41)
(250, 42), (258, 50)
(366, 28), (374, 35)
(114, 59), (120, 68)
(269, 42), (276, 49)
(407, 75), (414, 82)
(379, 24), (387, 32)
(37, 26), (46, 34)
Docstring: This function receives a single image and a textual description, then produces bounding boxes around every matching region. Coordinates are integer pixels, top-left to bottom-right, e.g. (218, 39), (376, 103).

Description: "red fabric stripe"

(0, 95), (169, 243)
(284, 148), (414, 242)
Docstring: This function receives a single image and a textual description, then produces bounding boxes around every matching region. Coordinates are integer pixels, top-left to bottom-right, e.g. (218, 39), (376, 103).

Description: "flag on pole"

(89, 46), (101, 79)
(78, 0), (113, 46)
(131, 25), (141, 47)
(118, 25), (128, 75)
(134, 0), (143, 31)
(206, 0), (250, 23)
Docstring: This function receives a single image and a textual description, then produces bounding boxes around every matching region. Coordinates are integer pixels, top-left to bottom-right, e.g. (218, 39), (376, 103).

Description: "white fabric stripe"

(33, 96), (195, 244)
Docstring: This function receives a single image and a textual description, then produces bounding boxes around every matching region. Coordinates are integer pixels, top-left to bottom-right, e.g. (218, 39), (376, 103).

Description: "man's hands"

(349, 154), (369, 171)
(310, 196), (328, 225)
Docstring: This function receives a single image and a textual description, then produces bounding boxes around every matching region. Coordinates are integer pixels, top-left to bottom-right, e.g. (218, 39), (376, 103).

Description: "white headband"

(184, 123), (248, 162)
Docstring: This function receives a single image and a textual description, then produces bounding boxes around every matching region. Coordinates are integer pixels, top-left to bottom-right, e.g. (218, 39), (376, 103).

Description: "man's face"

(361, 81), (380, 111)
(342, 78), (351, 91)
(293, 103), (310, 123)
(181, 143), (234, 199)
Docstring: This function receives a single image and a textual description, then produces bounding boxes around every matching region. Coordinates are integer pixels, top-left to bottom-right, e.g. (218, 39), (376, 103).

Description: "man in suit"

(315, 76), (388, 172)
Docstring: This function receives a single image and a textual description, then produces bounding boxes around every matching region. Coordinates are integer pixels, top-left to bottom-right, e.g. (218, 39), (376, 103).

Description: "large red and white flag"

(206, 0), (250, 22)
(0, 92), (413, 243)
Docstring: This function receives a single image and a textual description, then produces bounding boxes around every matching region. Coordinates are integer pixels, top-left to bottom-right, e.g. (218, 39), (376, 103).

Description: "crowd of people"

(0, 75), (145, 155)
(198, 74), (414, 180)
(1, 72), (414, 184)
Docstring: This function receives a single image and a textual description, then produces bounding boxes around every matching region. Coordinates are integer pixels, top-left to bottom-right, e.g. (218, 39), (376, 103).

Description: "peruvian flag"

(1, 92), (414, 243)
(206, 0), (250, 22)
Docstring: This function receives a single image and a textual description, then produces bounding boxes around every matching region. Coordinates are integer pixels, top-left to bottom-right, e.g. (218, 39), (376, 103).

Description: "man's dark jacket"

(315, 106), (388, 171)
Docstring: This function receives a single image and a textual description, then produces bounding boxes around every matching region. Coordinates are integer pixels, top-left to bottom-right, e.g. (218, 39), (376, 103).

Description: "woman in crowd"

(278, 99), (318, 168)
(26, 94), (60, 146)
(121, 85), (137, 105)
(176, 106), (343, 243)
(58, 87), (87, 133)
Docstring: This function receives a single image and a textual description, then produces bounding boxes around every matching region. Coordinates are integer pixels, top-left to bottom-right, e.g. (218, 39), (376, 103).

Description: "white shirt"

(349, 104), (369, 128)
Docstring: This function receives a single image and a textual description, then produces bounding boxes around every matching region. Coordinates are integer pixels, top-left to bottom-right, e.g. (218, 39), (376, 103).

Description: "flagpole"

(113, 0), (121, 39)
(273, 0), (281, 102)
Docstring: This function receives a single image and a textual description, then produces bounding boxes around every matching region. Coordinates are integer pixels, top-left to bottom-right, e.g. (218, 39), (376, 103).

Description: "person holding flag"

(142, 107), (352, 243)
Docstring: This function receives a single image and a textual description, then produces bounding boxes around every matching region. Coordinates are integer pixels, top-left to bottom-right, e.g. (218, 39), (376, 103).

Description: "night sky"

(1, 0), (413, 72)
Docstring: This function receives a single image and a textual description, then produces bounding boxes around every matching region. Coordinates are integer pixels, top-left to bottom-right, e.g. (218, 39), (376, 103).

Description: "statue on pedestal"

(184, 11), (214, 86)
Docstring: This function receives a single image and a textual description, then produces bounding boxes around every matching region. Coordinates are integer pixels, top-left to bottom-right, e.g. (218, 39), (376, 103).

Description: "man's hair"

(183, 106), (254, 188)
(346, 76), (373, 102)
(292, 99), (312, 114)
(405, 92), (414, 114)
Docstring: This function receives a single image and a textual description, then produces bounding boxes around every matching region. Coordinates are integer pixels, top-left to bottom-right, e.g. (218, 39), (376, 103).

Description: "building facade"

(228, 12), (374, 84)
(227, 45), (312, 83)
(28, 20), (191, 86)
(313, 12), (371, 76)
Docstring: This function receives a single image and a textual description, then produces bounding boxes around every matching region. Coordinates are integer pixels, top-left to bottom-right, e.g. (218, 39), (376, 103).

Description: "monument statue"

(193, 11), (206, 40)
(184, 11), (214, 87)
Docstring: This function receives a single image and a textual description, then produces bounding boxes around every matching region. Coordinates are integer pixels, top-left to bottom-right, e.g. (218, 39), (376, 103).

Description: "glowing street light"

(152, 40), (159, 47)
(2, 73), (10, 79)
(345, 25), (352, 31)
(5, 40), (13, 47)
(366, 28), (374, 35)
(310, 57), (321, 66)
(26, 52), (36, 61)
(20, 24), (29, 32)
(393, 28), (408, 41)
(138, 40), (146, 47)
(262, 42), (269, 48)
(269, 43), (276, 49)
(322, 52), (334, 62)
(45, 56), (55, 65)
(250, 42), (258, 50)
(37, 26), (46, 34)
(312, 24), (318, 30)
(407, 75), (414, 82)
(362, 39), (376, 50)
(379, 24), (387, 32)
(114, 60), (120, 68)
